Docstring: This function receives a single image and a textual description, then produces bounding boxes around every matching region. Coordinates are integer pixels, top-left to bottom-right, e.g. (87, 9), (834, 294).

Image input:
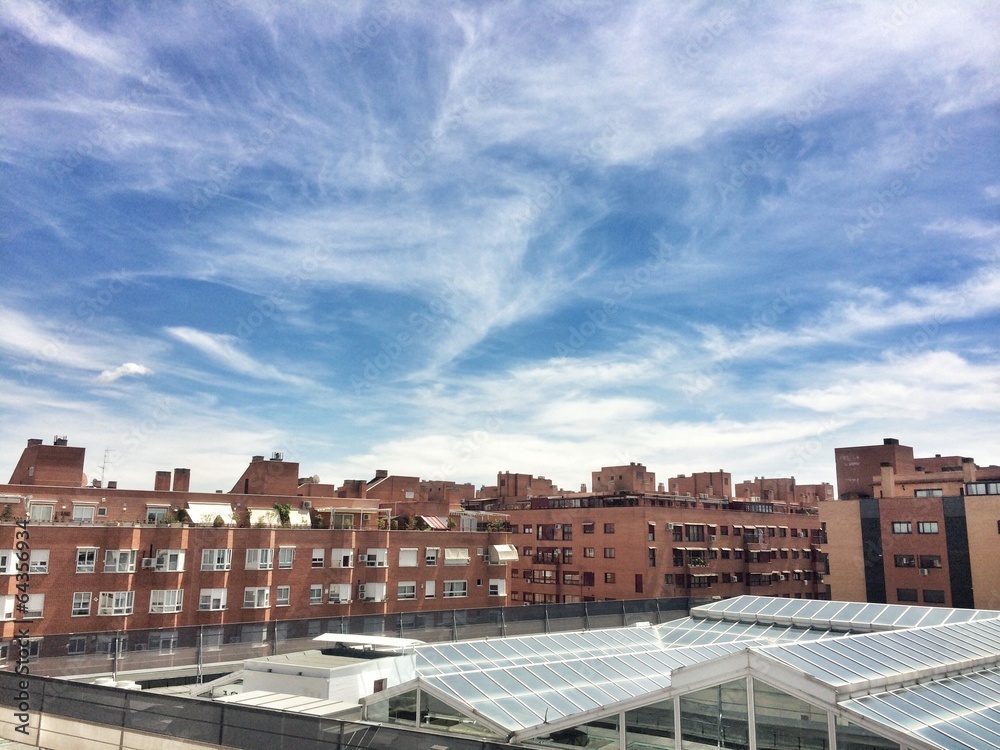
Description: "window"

(604, 548), (616, 558)
(98, 591), (134, 615)
(201, 548), (232, 571)
(76, 548), (97, 573)
(425, 580), (436, 598)
(648, 548), (656, 567)
(605, 572), (616, 583)
(917, 521), (939, 534)
(919, 555), (943, 569)
(67, 636), (86, 656)
(146, 506), (169, 523)
(28, 504), (53, 522)
(635, 574), (643, 593)
(155, 550), (185, 572)
(648, 522), (655, 542)
(584, 547), (595, 558)
(915, 488), (943, 497)
(425, 547), (439, 566)
(523, 525), (532, 534)
(150, 590), (183, 613)
(243, 587), (269, 608)
(276, 586), (290, 606)
(365, 548), (388, 567)
(443, 580), (467, 598)
(329, 583), (351, 604)
(891, 521), (912, 534)
(894, 555), (915, 568)
(29, 550), (49, 574)
(663, 574), (673, 585)
(923, 589), (946, 604)
(72, 505), (95, 523)
(896, 588), (918, 603)
(72, 592), (91, 617)
(444, 548), (470, 566)
(199, 589), (227, 610)
(311, 548), (324, 567)
(604, 523), (615, 534)
(149, 632), (178, 654)
(278, 547), (294, 569)
(397, 581), (417, 601)
(309, 584), (323, 604)
(245, 549), (273, 570)
(583, 522), (595, 534)
(489, 579), (506, 597)
(104, 550), (137, 573)
(331, 548), (353, 568)
(399, 548), (418, 567)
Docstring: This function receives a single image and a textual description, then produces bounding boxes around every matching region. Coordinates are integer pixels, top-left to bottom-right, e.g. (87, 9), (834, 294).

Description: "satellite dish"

(311, 475), (321, 483)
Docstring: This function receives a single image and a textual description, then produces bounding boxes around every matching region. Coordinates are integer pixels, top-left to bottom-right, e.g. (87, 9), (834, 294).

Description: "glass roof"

(763, 618), (1000, 690)
(843, 666), (1000, 749)
(693, 596), (1000, 633)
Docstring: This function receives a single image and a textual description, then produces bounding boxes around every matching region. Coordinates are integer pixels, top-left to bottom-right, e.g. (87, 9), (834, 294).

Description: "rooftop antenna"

(100, 448), (113, 484)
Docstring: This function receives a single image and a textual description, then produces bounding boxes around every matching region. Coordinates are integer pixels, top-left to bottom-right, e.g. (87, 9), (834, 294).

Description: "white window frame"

(28, 504), (53, 523)
(425, 580), (436, 598)
(425, 547), (439, 566)
(278, 547), (294, 569)
(311, 548), (325, 568)
(0, 595), (15, 620)
(366, 548), (388, 567)
(489, 578), (506, 597)
(71, 592), (91, 617)
(397, 581), (417, 600)
(245, 548), (273, 570)
(243, 587), (269, 609)
(443, 580), (468, 598)
(98, 591), (134, 616)
(104, 550), (137, 573)
(198, 588), (227, 611)
(76, 548), (97, 573)
(276, 585), (291, 607)
(309, 584), (323, 604)
(72, 505), (96, 523)
(149, 589), (183, 614)
(331, 548), (353, 568)
(328, 583), (351, 604)
(29, 549), (49, 574)
(201, 548), (232, 571)
(399, 548), (419, 567)
(23, 594), (44, 619)
(155, 549), (185, 572)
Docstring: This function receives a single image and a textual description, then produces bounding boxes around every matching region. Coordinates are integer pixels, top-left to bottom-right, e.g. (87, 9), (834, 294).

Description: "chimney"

(374, 469), (388, 480)
(879, 461), (894, 497)
(883, 438), (899, 445)
(251, 455), (264, 463)
(155, 471), (171, 491)
(962, 457), (976, 483)
(173, 468), (191, 493)
(27, 438), (43, 447)
(107, 481), (117, 489)
(53, 436), (68, 446)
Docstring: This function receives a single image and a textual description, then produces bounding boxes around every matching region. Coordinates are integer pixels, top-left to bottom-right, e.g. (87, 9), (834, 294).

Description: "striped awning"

(420, 515), (449, 530)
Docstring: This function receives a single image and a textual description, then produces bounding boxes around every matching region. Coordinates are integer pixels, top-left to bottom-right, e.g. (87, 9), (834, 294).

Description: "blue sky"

(1, 1), (998, 493)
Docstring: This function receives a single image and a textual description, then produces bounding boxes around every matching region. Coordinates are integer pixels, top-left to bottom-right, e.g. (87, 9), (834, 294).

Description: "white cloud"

(97, 362), (152, 383)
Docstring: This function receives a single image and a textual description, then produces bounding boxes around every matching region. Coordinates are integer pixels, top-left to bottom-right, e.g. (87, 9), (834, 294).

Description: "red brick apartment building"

(470, 463), (832, 605)
(0, 438), (515, 655)
(823, 438), (1000, 609)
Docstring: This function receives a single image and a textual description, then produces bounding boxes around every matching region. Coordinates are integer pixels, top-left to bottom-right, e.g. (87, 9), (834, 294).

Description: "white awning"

(186, 502), (234, 525)
(444, 548), (470, 562)
(249, 508), (279, 526)
(489, 544), (519, 564)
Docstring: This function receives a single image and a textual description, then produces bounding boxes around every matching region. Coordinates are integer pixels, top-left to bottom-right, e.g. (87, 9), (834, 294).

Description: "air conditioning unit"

(133, 644), (146, 652)
(301, 500), (312, 509)
(667, 523), (676, 530)
(357, 554), (367, 563)
(141, 558), (156, 569)
(358, 585), (366, 598)
(919, 568), (929, 576)
(778, 575), (787, 581)
(709, 535), (717, 542)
